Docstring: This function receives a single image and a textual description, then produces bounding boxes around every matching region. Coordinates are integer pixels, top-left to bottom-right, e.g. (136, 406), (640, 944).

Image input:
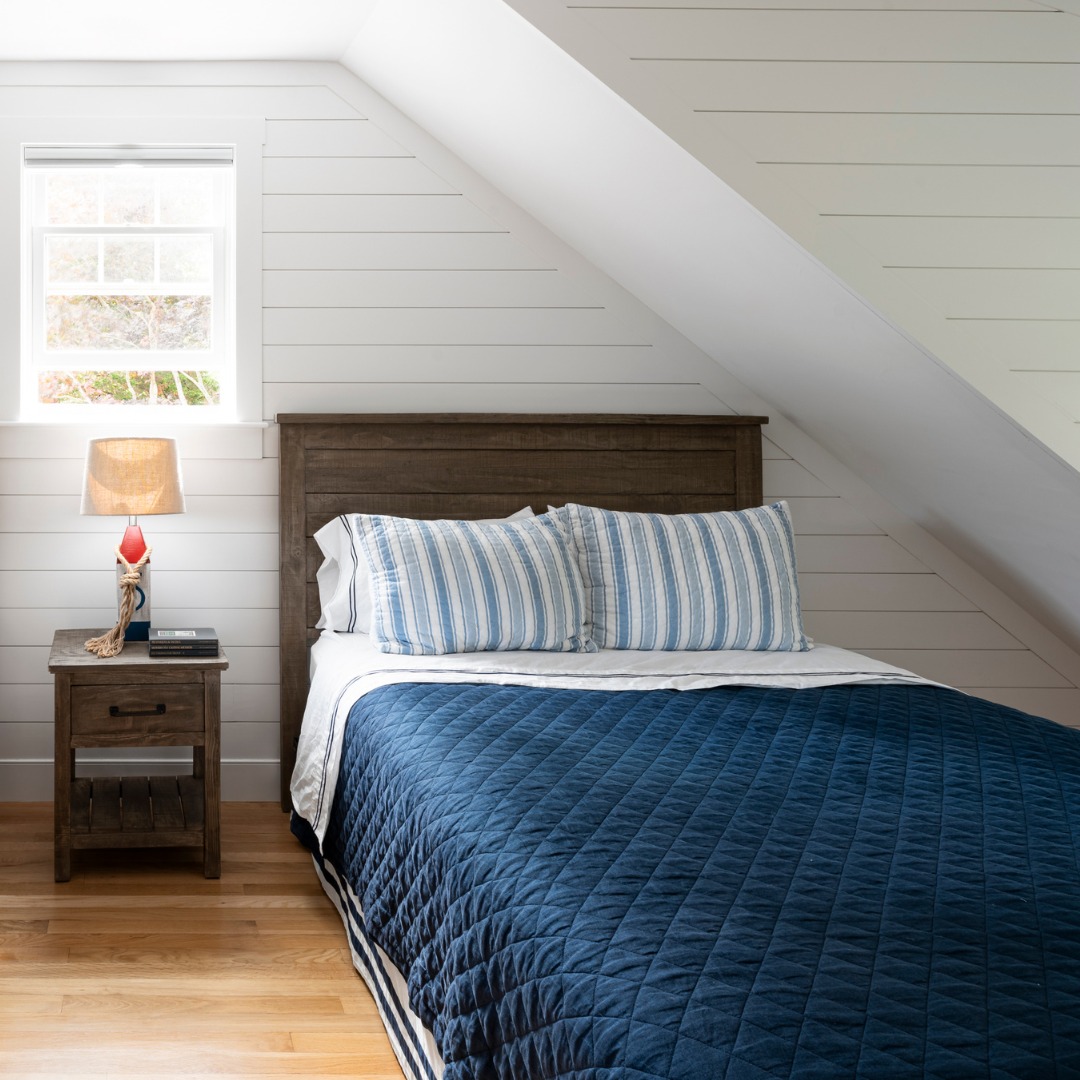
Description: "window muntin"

(23, 147), (234, 413)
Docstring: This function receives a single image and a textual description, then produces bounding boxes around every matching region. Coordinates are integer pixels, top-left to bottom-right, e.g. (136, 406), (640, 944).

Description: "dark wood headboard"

(277, 412), (767, 808)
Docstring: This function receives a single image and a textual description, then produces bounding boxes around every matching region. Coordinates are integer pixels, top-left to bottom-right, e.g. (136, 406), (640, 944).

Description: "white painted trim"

(0, 421), (266, 459)
(234, 120), (265, 422)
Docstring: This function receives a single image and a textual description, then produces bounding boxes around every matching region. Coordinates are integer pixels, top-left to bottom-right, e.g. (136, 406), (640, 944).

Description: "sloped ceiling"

(338, 0), (1080, 652)
(496, 0), (1080, 466)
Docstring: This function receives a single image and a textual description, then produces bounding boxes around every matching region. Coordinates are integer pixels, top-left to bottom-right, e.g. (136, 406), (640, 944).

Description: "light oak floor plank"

(0, 803), (404, 1079)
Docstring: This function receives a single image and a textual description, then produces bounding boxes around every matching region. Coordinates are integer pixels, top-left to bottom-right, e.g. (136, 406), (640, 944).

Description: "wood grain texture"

(278, 421), (308, 811)
(70, 684), (205, 740)
(276, 412), (766, 809)
(50, 632), (227, 880)
(306, 449), (738, 495)
(0, 801), (403, 1079)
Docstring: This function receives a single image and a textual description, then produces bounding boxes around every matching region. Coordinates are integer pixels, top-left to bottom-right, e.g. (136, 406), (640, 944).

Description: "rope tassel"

(85, 545), (152, 658)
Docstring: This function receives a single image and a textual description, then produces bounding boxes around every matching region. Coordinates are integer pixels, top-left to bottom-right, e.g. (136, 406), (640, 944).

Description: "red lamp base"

(116, 524), (151, 641)
(118, 524), (148, 565)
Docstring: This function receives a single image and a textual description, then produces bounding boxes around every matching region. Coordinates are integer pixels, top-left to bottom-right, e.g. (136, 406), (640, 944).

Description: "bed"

(278, 413), (1080, 1080)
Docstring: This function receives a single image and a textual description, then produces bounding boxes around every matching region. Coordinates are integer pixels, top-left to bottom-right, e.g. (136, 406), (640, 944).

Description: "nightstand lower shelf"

(70, 775), (205, 848)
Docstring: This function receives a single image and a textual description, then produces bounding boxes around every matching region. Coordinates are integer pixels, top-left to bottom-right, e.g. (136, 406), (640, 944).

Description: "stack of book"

(148, 627), (219, 658)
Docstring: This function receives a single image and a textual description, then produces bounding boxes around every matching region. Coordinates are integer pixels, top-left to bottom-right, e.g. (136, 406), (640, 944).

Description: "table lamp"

(80, 437), (186, 657)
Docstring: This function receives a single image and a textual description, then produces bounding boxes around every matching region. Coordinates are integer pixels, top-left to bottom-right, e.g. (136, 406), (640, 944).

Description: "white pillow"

(556, 501), (810, 652)
(357, 513), (595, 655)
(315, 506), (535, 634)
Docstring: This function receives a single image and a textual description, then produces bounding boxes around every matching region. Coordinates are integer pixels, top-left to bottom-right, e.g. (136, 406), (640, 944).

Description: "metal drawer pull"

(109, 704), (167, 717)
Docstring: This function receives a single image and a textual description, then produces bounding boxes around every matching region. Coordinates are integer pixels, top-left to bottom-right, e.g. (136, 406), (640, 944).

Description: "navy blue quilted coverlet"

(318, 682), (1080, 1079)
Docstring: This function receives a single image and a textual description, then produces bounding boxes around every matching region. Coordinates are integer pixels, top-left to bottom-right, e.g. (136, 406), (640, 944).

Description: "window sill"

(0, 420), (268, 459)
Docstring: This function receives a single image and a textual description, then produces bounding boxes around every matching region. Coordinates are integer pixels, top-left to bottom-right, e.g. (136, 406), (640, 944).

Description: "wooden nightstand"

(48, 629), (229, 882)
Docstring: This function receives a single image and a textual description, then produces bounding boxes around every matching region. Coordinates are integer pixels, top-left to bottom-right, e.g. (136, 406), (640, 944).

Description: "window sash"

(31, 225), (226, 371)
(24, 154), (233, 405)
(12, 121), (257, 422)
(39, 226), (219, 295)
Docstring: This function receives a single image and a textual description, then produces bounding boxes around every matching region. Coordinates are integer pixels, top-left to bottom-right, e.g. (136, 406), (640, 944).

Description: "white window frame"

(25, 147), (233, 414)
(0, 116), (263, 433)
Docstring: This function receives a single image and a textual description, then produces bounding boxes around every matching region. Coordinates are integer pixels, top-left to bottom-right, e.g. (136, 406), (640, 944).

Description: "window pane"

(46, 237), (99, 284)
(28, 152), (233, 414)
(38, 369), (220, 406)
(159, 236), (213, 283)
(159, 170), (216, 225)
(46, 174), (100, 225)
(103, 238), (155, 285)
(102, 172), (155, 225)
(46, 295), (211, 351)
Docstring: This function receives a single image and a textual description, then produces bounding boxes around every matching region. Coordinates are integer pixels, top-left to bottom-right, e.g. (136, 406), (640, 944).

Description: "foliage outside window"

(24, 146), (234, 413)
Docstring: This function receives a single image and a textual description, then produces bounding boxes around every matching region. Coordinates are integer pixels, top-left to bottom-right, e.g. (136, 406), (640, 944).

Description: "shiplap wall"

(0, 62), (1076, 802)
(538, 0), (1080, 455)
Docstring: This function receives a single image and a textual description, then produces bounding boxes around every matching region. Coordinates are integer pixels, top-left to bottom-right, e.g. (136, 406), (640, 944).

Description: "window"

(23, 145), (235, 415)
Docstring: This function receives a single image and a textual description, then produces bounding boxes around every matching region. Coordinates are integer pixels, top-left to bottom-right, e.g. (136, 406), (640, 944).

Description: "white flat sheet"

(291, 632), (935, 844)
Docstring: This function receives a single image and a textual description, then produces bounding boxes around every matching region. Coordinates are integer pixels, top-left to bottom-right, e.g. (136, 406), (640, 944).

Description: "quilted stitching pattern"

(320, 683), (1080, 1079)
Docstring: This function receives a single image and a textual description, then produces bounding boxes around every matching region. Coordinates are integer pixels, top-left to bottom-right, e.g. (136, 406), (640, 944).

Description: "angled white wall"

(342, 0), (1080, 669)
(573, 2), (1080, 424)
(500, 0), (1080, 465)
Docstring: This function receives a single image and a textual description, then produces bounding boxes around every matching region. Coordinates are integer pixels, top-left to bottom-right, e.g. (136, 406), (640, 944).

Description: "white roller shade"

(24, 145), (234, 168)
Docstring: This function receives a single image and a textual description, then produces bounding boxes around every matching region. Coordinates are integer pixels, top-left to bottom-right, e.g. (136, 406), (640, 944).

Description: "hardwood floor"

(0, 802), (404, 1079)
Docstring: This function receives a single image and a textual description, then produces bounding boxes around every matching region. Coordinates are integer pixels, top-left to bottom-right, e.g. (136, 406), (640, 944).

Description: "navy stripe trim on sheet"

(292, 813), (439, 1080)
(312, 674), (367, 835)
(341, 515), (360, 634)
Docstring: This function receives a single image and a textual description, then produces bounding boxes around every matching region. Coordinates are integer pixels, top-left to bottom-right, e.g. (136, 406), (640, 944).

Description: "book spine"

(149, 648), (219, 656)
(149, 648), (218, 656)
(148, 642), (218, 650)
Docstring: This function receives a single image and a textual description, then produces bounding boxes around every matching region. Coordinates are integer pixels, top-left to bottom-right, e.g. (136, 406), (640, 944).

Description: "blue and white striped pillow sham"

(356, 514), (596, 655)
(557, 501), (809, 652)
(314, 507), (535, 634)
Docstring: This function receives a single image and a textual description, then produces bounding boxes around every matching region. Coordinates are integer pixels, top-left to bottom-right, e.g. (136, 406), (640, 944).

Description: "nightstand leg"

(54, 674), (72, 882)
(203, 672), (221, 878)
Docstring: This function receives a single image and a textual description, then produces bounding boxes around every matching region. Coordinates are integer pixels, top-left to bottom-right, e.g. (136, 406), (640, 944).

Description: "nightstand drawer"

(71, 683), (204, 736)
